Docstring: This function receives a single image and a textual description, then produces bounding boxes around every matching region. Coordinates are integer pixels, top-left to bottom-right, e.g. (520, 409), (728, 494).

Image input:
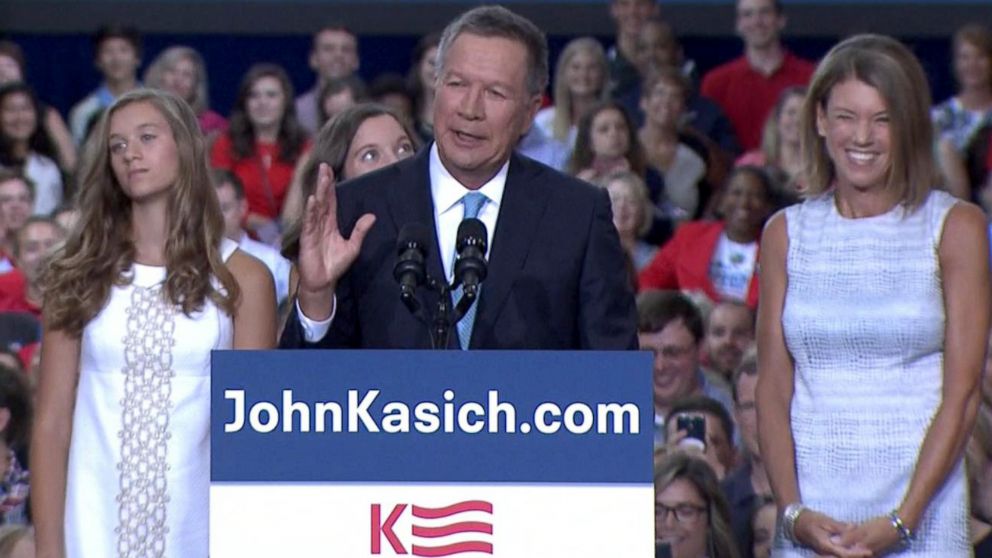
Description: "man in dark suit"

(281, 5), (637, 350)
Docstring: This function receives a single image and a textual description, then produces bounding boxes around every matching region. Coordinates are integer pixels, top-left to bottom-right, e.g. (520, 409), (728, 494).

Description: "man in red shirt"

(700, 0), (815, 151)
(0, 216), (64, 317)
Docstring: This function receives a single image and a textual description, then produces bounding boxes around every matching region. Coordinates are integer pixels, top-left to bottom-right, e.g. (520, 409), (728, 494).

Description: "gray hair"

(435, 5), (549, 96)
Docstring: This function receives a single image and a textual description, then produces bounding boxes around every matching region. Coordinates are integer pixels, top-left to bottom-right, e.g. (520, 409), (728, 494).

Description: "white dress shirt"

(298, 142), (509, 342)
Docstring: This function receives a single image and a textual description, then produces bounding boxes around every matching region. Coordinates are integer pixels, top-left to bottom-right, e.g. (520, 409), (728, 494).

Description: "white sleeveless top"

(65, 238), (238, 557)
(776, 190), (970, 556)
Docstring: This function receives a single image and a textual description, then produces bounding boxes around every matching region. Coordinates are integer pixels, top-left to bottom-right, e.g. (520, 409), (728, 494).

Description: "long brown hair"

(568, 100), (646, 177)
(41, 89), (239, 336)
(282, 103), (420, 261)
(227, 63), (308, 162)
(800, 34), (937, 208)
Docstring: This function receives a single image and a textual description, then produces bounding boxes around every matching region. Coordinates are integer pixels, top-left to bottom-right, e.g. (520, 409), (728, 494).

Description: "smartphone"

(676, 414), (706, 450)
(656, 541), (673, 558)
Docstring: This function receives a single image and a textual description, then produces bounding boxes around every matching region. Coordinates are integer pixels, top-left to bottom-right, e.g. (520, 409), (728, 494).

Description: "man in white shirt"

(282, 5), (637, 350)
(213, 170), (290, 307)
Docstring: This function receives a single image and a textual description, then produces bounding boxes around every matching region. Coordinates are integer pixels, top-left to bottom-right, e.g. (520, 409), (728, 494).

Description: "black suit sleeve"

(277, 284), (359, 349)
(577, 187), (640, 350)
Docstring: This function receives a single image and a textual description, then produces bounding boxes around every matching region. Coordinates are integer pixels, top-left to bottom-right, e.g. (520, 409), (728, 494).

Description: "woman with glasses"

(655, 451), (740, 558)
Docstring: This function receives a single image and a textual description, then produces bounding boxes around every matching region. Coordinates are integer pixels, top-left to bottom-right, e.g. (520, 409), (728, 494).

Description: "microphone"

(454, 218), (488, 300)
(393, 223), (429, 313)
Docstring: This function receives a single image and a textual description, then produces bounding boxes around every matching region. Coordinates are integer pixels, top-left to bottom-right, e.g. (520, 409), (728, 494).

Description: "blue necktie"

(454, 192), (487, 350)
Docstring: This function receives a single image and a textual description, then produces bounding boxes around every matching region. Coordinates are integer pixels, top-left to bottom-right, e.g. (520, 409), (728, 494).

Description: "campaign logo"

(371, 500), (494, 556)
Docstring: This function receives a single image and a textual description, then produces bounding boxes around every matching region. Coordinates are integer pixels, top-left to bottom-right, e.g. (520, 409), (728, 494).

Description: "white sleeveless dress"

(64, 239), (238, 558)
(776, 190), (970, 556)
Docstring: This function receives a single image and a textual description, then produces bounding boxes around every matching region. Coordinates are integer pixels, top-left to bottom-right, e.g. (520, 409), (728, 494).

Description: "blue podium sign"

(210, 350), (654, 557)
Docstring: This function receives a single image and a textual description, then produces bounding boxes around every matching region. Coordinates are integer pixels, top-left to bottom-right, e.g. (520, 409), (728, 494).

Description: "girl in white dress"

(757, 35), (990, 557)
(31, 89), (276, 558)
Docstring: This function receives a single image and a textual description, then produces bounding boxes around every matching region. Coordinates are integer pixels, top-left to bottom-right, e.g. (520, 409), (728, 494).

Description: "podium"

(210, 350), (654, 557)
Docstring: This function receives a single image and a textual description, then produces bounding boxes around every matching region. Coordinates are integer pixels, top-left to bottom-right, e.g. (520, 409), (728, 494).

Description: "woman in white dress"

(757, 35), (990, 557)
(31, 89), (276, 558)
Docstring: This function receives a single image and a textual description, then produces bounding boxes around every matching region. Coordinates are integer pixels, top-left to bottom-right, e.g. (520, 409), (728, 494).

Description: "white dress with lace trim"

(64, 238), (238, 558)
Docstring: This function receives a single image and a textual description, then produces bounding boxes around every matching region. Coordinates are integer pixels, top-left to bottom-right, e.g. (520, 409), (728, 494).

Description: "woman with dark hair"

(316, 75), (367, 129)
(655, 451), (740, 558)
(0, 82), (64, 215)
(639, 165), (773, 309)
(0, 40), (76, 173)
(407, 32), (441, 142)
(144, 45), (227, 140)
(32, 89), (275, 557)
(210, 63), (310, 244)
(758, 35), (988, 556)
(569, 101), (647, 182)
(282, 102), (420, 260)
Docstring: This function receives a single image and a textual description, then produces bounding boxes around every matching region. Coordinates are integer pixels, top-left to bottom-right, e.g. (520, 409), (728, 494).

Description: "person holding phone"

(757, 34), (989, 556)
(664, 395), (738, 479)
(637, 291), (736, 447)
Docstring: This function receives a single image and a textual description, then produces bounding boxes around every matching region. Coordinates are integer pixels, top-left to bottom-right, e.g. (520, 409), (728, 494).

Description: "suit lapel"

(473, 154), (551, 345)
(384, 149), (446, 287)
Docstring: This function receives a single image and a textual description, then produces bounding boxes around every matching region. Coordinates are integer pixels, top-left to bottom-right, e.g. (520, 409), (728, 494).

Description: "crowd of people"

(0, 0), (989, 557)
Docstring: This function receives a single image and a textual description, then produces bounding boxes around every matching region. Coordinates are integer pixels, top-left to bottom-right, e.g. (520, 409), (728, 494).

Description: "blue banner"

(211, 350), (653, 484)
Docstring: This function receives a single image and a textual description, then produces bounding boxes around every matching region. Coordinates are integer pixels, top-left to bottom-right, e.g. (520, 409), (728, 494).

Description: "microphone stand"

(396, 218), (487, 350)
(423, 276), (472, 350)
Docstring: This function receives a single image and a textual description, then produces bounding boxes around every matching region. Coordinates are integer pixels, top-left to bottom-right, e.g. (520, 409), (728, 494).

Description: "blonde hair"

(654, 452), (740, 558)
(143, 45), (210, 114)
(760, 86), (805, 167)
(800, 34), (937, 208)
(41, 89), (239, 336)
(599, 170), (653, 236)
(550, 37), (609, 142)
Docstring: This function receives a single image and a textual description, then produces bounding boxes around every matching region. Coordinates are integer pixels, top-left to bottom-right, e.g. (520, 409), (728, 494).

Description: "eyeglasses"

(655, 503), (707, 524)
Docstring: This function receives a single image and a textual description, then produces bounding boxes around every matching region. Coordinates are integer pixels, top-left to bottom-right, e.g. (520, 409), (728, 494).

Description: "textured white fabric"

(64, 238), (238, 558)
(774, 190), (969, 557)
